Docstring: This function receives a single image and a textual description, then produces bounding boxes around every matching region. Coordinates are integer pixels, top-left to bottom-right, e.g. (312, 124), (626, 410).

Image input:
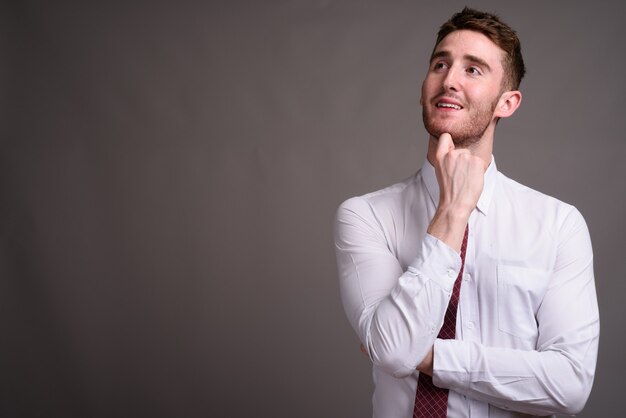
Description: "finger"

(435, 132), (454, 162)
(360, 343), (370, 358)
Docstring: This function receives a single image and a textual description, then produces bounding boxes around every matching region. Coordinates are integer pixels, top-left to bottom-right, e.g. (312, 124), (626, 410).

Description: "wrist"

(416, 347), (434, 376)
(427, 208), (469, 252)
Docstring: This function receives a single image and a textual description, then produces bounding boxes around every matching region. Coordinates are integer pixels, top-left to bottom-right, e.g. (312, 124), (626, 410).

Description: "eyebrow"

(430, 50), (492, 72)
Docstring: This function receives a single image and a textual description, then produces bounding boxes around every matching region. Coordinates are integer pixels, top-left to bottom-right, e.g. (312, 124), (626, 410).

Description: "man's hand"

(360, 343), (434, 376)
(416, 347), (434, 376)
(360, 343), (369, 358)
(427, 133), (485, 252)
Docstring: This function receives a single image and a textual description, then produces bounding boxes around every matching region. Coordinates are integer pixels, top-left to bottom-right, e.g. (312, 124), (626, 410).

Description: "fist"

(433, 132), (485, 217)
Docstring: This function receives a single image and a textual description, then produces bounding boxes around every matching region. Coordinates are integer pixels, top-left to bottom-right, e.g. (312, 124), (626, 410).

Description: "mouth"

(435, 98), (463, 111)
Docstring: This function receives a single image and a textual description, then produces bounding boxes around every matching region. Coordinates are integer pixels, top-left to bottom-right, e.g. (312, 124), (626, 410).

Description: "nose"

(442, 66), (460, 91)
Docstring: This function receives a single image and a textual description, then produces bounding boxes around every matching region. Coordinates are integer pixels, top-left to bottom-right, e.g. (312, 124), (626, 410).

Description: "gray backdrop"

(2, 1), (624, 417)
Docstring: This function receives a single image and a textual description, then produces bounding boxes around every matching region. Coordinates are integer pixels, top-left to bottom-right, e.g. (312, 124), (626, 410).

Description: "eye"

(467, 66), (482, 76)
(432, 62), (448, 71)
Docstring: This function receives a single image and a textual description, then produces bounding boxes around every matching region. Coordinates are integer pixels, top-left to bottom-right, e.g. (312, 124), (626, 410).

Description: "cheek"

(467, 86), (500, 107)
(420, 78), (434, 105)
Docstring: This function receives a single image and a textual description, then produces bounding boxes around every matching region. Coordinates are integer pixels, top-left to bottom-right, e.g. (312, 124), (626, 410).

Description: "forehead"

(433, 29), (505, 69)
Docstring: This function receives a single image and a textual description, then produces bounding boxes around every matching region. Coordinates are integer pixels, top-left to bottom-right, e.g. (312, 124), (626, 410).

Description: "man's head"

(420, 8), (525, 148)
(434, 7), (525, 91)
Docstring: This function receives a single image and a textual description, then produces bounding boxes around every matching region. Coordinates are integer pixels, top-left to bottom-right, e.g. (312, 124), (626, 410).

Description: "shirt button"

(447, 269), (456, 278)
(464, 273), (471, 282)
(466, 321), (475, 330)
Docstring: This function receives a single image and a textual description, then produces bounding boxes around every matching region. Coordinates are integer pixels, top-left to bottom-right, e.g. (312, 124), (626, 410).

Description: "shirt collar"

(421, 155), (497, 216)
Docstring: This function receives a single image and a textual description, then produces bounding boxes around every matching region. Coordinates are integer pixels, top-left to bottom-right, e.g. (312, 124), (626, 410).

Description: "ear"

(494, 90), (522, 119)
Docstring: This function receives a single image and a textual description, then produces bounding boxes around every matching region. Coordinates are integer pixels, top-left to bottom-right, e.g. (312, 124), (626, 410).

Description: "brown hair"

(433, 7), (526, 90)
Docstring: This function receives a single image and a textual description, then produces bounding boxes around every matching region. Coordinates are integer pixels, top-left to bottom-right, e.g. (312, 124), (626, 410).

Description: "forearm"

(433, 334), (599, 415)
(358, 234), (462, 377)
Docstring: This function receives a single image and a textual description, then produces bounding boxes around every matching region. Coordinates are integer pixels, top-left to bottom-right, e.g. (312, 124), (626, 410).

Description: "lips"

(435, 97), (464, 110)
(437, 102), (462, 110)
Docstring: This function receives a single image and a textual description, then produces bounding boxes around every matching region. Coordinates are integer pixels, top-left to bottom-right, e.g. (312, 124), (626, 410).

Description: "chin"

(423, 114), (489, 147)
(425, 123), (482, 147)
(425, 120), (456, 139)
(424, 111), (454, 136)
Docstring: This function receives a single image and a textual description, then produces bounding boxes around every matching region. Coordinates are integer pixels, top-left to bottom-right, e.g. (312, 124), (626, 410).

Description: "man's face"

(421, 29), (508, 147)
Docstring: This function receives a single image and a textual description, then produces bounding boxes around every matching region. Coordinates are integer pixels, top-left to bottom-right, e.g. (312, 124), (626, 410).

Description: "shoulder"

(334, 173), (422, 245)
(496, 171), (588, 233)
(336, 173), (420, 221)
(497, 171), (569, 206)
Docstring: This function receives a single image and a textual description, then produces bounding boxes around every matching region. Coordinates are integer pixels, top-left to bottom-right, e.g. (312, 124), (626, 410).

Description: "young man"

(334, 8), (599, 418)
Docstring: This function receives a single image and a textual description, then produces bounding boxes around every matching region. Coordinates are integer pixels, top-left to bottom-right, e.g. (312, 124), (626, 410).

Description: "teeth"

(437, 103), (462, 110)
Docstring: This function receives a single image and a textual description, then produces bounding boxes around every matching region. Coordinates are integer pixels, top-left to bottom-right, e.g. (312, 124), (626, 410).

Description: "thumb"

(436, 132), (454, 162)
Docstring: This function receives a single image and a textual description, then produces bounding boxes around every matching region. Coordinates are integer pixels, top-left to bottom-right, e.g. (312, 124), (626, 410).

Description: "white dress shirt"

(334, 158), (599, 418)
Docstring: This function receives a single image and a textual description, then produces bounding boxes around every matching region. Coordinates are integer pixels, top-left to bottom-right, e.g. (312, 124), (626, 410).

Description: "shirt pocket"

(497, 264), (550, 341)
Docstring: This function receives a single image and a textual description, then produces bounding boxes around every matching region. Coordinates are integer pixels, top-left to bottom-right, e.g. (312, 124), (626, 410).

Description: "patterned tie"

(413, 226), (469, 418)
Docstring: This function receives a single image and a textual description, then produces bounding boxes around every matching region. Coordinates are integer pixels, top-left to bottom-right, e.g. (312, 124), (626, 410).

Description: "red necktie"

(413, 226), (469, 418)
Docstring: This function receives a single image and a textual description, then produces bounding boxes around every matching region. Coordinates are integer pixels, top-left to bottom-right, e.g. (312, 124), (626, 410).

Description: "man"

(334, 7), (599, 418)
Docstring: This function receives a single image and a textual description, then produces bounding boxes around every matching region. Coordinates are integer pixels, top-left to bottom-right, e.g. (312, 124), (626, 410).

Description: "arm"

(335, 133), (483, 377)
(433, 208), (599, 415)
(334, 196), (462, 377)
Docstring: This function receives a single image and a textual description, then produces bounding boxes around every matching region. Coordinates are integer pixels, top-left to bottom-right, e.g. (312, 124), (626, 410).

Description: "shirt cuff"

(406, 233), (462, 293)
(432, 338), (471, 393)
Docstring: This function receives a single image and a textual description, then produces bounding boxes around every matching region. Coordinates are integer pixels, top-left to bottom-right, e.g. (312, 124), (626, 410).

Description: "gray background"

(1, 1), (624, 417)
